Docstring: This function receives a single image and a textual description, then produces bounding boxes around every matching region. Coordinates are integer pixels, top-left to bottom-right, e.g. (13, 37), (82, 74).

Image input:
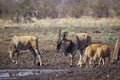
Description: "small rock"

(107, 74), (110, 78)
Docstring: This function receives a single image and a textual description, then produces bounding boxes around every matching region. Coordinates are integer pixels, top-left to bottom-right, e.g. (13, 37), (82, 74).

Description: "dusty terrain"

(0, 26), (120, 80)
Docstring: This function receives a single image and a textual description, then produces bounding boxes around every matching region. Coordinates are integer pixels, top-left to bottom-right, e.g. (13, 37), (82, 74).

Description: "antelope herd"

(7, 30), (120, 69)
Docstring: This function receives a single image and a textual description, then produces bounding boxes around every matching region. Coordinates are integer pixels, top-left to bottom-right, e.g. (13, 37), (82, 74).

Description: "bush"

(0, 0), (120, 20)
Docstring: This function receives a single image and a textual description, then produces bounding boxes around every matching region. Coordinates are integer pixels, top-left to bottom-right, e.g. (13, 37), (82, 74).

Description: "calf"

(79, 44), (101, 68)
(93, 45), (111, 66)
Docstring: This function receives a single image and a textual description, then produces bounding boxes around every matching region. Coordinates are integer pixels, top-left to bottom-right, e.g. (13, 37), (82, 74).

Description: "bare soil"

(0, 26), (120, 80)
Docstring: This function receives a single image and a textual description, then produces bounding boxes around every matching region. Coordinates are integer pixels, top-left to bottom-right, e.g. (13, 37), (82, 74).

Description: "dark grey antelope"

(56, 30), (91, 65)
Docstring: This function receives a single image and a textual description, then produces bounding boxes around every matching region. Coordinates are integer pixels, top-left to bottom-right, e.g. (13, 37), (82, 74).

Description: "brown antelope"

(8, 36), (42, 66)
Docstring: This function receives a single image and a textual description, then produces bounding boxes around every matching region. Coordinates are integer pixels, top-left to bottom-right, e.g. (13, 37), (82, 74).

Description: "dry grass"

(0, 18), (120, 28)
(0, 18), (120, 42)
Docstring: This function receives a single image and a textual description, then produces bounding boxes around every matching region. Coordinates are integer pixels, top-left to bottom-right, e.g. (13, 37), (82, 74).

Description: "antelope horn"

(59, 30), (61, 39)
(63, 32), (67, 39)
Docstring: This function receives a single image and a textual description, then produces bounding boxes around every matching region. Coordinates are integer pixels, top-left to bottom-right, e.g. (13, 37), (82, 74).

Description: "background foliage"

(0, 0), (120, 22)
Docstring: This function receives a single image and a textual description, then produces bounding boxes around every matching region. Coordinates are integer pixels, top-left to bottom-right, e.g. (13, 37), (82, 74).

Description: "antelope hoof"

(77, 63), (80, 66)
(69, 64), (73, 67)
(37, 62), (43, 66)
(12, 60), (16, 64)
(15, 61), (18, 65)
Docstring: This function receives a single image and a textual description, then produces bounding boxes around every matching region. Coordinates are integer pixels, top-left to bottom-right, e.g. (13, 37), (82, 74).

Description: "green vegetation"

(0, 18), (119, 42)
(105, 33), (117, 42)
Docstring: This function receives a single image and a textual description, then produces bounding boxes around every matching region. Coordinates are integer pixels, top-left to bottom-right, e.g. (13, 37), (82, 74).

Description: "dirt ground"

(0, 26), (120, 80)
